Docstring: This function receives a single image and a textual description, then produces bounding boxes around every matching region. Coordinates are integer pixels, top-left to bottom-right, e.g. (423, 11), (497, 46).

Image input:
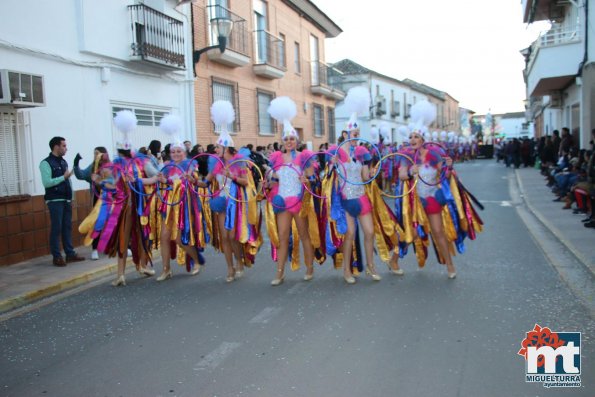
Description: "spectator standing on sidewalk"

(559, 127), (574, 159)
(73, 146), (108, 260)
(39, 137), (85, 267)
(552, 130), (561, 162)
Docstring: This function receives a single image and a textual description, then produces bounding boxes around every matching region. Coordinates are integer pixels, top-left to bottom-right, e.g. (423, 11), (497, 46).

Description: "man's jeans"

(47, 200), (76, 259)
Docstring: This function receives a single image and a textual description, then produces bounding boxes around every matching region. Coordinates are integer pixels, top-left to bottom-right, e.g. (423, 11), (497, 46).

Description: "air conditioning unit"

(0, 70), (45, 108)
(549, 92), (562, 108)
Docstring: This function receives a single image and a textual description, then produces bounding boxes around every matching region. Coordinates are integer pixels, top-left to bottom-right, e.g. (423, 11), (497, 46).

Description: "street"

(1, 161), (593, 397)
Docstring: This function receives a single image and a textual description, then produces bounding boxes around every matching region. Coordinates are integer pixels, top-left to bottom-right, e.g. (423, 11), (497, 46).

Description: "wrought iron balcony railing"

(310, 60), (328, 87)
(128, 4), (185, 69)
(206, 4), (249, 56)
(253, 30), (285, 70)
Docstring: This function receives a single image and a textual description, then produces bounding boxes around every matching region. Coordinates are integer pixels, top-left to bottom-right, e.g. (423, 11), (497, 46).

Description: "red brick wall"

(0, 190), (93, 266)
(192, 0), (338, 149)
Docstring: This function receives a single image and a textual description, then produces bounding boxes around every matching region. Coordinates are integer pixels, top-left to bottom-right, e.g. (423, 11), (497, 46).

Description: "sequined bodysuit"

(342, 158), (365, 200)
(278, 164), (302, 198)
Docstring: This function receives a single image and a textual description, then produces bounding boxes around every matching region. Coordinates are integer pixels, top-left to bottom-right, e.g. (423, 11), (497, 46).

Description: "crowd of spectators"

(536, 128), (595, 228)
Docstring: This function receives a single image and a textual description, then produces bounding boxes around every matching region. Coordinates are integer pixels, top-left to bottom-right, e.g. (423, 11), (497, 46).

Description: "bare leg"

(293, 213), (314, 278)
(427, 212), (456, 276)
(359, 212), (380, 280)
(230, 237), (244, 274)
(341, 213), (356, 282)
(217, 212), (235, 281)
(272, 211), (293, 284)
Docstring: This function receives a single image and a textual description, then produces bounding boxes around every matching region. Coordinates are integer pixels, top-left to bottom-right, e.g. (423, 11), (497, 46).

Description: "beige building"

(191, 0), (343, 149)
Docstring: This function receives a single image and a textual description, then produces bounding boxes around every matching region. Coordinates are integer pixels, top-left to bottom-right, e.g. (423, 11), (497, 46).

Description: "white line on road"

(193, 342), (241, 371)
(286, 281), (312, 295)
(249, 306), (282, 324)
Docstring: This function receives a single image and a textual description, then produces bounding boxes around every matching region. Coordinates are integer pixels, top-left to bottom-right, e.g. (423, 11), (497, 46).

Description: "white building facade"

(0, 0), (195, 198)
(522, 0), (594, 147)
(330, 59), (429, 144)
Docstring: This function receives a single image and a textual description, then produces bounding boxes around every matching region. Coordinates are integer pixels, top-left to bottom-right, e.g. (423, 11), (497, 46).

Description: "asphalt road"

(1, 161), (593, 397)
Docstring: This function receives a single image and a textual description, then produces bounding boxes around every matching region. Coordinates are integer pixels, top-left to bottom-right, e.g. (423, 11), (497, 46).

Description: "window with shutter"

(0, 111), (22, 197)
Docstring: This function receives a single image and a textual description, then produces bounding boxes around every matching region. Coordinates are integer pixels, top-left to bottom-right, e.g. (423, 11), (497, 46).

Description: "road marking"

(249, 306), (282, 324)
(193, 342), (241, 371)
(286, 281), (312, 295)
(475, 200), (512, 206)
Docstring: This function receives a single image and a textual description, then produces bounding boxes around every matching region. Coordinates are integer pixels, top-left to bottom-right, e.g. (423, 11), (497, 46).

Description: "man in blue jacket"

(39, 136), (85, 266)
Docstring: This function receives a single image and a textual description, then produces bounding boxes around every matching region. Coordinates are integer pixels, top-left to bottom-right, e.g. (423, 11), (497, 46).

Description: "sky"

(313, 0), (550, 115)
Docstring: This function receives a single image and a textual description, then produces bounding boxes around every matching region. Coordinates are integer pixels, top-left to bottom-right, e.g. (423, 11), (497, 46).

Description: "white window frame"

(257, 90), (275, 136)
(0, 110), (33, 197)
(111, 104), (172, 152)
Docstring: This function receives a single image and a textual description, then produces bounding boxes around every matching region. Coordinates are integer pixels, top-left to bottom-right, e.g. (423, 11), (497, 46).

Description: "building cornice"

(281, 0), (342, 38)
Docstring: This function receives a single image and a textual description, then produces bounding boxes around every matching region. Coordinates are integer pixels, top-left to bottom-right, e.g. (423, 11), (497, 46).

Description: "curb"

(515, 170), (595, 276)
(0, 263), (119, 314)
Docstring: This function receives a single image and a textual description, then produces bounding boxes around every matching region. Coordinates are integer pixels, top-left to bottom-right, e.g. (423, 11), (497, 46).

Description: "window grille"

(212, 78), (240, 132)
(257, 90), (275, 135)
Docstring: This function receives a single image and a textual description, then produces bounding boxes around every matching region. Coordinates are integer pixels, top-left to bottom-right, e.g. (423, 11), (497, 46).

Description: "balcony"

(252, 30), (285, 79)
(310, 61), (345, 100)
(525, 23), (582, 97)
(521, 0), (568, 23)
(128, 4), (185, 70)
(205, 5), (250, 68)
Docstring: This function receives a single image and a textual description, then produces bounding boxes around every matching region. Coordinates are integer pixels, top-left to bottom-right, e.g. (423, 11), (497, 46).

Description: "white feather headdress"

(114, 110), (137, 150)
(410, 100), (437, 132)
(211, 100), (236, 147)
(160, 114), (184, 150)
(344, 86), (370, 132)
(267, 97), (298, 140)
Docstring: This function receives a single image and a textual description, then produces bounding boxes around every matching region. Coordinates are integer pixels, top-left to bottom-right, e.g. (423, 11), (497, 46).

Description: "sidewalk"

(514, 166), (595, 275)
(0, 245), (121, 314)
(1, 167), (593, 315)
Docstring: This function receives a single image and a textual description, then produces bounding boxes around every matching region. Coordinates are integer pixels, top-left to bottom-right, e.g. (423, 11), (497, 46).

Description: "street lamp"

(193, 16), (233, 74)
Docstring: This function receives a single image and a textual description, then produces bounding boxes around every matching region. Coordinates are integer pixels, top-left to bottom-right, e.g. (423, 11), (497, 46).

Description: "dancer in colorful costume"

(397, 100), (484, 278)
(197, 100), (261, 283)
(327, 86), (399, 284)
(266, 97), (317, 286)
(89, 110), (158, 286)
(151, 114), (206, 281)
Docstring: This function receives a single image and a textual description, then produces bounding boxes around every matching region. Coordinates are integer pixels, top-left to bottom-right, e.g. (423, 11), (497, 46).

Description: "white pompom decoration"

(113, 110), (137, 133)
(344, 86), (370, 115)
(210, 100), (236, 126)
(267, 96), (297, 123)
(410, 100), (437, 128)
(159, 114), (182, 136)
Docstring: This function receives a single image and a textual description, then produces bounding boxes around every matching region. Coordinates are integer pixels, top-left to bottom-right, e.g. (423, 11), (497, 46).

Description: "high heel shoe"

(344, 275), (356, 284)
(386, 263), (404, 275)
(191, 266), (201, 276)
(365, 266), (382, 281)
(271, 268), (284, 286)
(447, 272), (457, 279)
(226, 275), (235, 283)
(139, 267), (155, 277)
(303, 267), (314, 281)
(111, 275), (126, 287)
(156, 270), (173, 281)
(234, 269), (244, 278)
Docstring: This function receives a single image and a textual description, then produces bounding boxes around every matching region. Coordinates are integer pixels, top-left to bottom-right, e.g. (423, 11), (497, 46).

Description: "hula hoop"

(335, 137), (382, 185)
(223, 158), (264, 203)
(413, 143), (449, 187)
(155, 163), (186, 206)
(263, 162), (303, 211)
(185, 153), (227, 198)
(299, 150), (347, 200)
(377, 152), (418, 199)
